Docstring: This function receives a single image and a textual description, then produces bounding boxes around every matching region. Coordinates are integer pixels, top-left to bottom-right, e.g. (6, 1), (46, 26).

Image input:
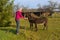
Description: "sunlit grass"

(0, 13), (60, 40)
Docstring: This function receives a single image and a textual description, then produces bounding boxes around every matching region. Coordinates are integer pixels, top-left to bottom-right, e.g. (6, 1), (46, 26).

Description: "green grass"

(0, 13), (60, 40)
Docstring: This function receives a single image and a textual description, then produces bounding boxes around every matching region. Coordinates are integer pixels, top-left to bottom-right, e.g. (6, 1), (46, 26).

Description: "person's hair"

(18, 8), (23, 11)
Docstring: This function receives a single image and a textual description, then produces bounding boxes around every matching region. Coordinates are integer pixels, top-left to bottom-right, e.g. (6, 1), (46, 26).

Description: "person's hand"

(24, 18), (28, 20)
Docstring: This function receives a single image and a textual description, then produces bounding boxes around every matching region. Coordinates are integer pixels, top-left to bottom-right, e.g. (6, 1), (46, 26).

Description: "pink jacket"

(15, 11), (24, 20)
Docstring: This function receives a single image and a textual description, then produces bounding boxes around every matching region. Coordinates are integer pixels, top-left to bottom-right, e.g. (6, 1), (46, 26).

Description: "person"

(15, 8), (27, 34)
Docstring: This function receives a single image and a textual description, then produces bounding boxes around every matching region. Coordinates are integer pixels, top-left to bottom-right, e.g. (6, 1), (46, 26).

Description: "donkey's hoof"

(46, 28), (48, 30)
(43, 28), (48, 30)
(43, 28), (45, 30)
(35, 29), (38, 31)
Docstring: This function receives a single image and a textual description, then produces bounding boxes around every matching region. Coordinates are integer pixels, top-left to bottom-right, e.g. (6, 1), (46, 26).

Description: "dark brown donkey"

(23, 12), (48, 31)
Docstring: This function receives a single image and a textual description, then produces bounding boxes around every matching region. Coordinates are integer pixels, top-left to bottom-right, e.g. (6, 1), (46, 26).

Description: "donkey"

(24, 12), (48, 31)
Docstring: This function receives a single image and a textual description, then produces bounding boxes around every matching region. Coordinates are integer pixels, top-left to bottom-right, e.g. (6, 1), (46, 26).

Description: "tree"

(48, 1), (57, 10)
(37, 4), (42, 12)
(48, 1), (57, 16)
(0, 0), (14, 27)
(58, 4), (60, 11)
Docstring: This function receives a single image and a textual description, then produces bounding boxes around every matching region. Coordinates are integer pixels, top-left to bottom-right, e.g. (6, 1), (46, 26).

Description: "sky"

(14, 0), (60, 8)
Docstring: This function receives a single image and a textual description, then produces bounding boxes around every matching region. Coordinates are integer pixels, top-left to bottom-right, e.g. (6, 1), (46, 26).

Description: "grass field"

(0, 13), (60, 40)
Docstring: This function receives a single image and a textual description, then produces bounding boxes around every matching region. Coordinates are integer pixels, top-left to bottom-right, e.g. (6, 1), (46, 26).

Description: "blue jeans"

(15, 20), (20, 34)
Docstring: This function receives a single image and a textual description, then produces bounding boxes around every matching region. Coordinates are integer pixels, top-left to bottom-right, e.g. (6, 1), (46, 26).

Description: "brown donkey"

(24, 12), (48, 31)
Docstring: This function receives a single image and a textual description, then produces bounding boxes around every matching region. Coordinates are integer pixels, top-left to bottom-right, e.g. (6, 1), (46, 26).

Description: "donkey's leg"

(46, 24), (48, 30)
(35, 23), (38, 31)
(30, 23), (33, 30)
(43, 23), (46, 30)
(43, 22), (48, 30)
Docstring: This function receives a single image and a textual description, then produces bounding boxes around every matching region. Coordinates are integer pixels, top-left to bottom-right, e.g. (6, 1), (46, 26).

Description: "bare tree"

(37, 4), (42, 12)
(21, 5), (29, 12)
(48, 1), (57, 11)
(58, 4), (60, 11)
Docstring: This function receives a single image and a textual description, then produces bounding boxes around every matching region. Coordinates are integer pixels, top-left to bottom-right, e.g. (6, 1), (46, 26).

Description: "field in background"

(0, 13), (60, 40)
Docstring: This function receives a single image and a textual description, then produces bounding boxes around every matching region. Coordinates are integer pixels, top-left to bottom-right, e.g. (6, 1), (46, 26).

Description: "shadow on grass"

(0, 28), (16, 34)
(0, 25), (26, 34)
